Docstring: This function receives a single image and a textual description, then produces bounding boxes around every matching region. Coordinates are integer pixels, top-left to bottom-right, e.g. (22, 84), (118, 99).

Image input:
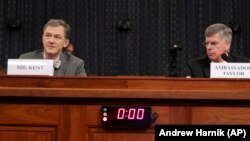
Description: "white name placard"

(210, 62), (250, 78)
(7, 59), (54, 76)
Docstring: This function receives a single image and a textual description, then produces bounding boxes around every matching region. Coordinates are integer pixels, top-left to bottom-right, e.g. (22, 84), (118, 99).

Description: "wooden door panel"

(192, 107), (250, 124)
(0, 104), (65, 141)
(0, 104), (60, 124)
(88, 128), (154, 141)
(0, 126), (56, 141)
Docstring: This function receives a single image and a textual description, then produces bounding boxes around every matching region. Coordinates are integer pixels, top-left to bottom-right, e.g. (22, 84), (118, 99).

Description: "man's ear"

(225, 41), (231, 52)
(64, 40), (70, 48)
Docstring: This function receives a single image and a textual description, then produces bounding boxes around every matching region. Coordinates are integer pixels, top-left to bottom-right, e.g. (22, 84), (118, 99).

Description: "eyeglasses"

(202, 41), (223, 48)
(43, 34), (64, 41)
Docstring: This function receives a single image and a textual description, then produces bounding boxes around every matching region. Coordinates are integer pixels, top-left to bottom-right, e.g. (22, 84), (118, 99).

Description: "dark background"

(0, 0), (249, 76)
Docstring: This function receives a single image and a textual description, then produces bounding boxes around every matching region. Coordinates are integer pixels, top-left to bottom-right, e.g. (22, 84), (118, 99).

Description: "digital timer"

(101, 106), (152, 127)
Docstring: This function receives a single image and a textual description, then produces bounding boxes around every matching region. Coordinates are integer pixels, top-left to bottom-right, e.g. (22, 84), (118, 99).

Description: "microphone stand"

(168, 45), (182, 77)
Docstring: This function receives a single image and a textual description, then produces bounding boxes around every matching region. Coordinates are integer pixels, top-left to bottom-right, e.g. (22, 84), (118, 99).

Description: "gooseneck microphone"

(221, 53), (229, 61)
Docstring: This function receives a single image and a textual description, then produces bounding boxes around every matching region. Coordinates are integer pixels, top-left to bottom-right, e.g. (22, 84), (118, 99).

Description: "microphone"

(54, 60), (61, 69)
(151, 112), (159, 123)
(221, 54), (229, 61)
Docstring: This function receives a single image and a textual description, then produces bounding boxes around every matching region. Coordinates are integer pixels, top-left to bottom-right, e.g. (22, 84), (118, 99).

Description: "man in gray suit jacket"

(186, 23), (249, 78)
(19, 19), (87, 76)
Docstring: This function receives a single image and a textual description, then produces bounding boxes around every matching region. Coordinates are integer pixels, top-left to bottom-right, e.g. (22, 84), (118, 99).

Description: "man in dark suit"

(19, 19), (87, 76)
(186, 23), (249, 78)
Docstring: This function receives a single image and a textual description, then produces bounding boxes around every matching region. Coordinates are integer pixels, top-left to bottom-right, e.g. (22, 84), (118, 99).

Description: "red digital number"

(117, 108), (125, 119)
(117, 108), (145, 120)
(128, 108), (136, 119)
(136, 108), (144, 120)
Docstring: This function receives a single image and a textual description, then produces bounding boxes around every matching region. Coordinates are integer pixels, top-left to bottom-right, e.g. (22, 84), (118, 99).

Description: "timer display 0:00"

(102, 106), (152, 127)
(117, 108), (144, 120)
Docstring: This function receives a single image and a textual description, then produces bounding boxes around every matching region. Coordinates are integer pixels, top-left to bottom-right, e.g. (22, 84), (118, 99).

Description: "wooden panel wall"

(0, 76), (249, 141)
(0, 104), (65, 141)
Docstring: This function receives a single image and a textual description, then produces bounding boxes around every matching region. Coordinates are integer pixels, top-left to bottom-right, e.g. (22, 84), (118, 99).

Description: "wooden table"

(0, 76), (249, 141)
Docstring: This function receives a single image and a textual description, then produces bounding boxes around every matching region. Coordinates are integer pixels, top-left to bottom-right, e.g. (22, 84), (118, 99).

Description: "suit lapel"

(54, 53), (67, 76)
(203, 57), (211, 78)
(203, 67), (210, 78)
(37, 51), (44, 59)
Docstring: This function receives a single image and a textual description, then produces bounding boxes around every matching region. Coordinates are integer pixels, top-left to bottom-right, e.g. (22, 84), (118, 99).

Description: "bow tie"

(54, 60), (61, 69)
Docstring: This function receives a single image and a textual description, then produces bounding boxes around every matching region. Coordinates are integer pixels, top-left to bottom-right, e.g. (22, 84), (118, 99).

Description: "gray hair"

(43, 19), (71, 39)
(205, 23), (232, 41)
